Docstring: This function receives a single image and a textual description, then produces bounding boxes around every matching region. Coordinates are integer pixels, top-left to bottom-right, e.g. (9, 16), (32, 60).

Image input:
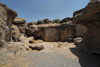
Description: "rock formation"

(60, 21), (75, 41)
(0, 2), (17, 42)
(73, 0), (100, 52)
(60, 17), (73, 23)
(12, 17), (27, 34)
(12, 24), (20, 42)
(27, 21), (76, 42)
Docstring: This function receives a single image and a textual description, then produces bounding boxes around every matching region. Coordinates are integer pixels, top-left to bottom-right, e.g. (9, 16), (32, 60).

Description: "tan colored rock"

(0, 2), (17, 42)
(73, 0), (100, 52)
(19, 35), (34, 50)
(28, 23), (75, 42)
(37, 45), (44, 50)
(0, 42), (27, 65)
(13, 17), (27, 33)
(12, 25), (20, 42)
(13, 17), (26, 24)
(29, 44), (44, 50)
(25, 25), (38, 36)
(37, 39), (43, 43)
(37, 24), (60, 42)
(73, 37), (83, 45)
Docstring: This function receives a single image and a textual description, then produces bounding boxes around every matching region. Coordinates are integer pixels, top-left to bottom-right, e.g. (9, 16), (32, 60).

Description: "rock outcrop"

(0, 2), (17, 42)
(60, 17), (73, 23)
(12, 17), (27, 34)
(0, 3), (30, 65)
(73, 0), (100, 52)
(27, 21), (76, 42)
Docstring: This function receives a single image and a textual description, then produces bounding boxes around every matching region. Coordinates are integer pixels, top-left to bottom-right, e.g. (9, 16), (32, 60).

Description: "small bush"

(52, 19), (60, 23)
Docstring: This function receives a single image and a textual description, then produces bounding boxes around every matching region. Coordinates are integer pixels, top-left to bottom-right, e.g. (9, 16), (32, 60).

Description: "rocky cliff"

(0, 2), (17, 43)
(73, 0), (100, 52)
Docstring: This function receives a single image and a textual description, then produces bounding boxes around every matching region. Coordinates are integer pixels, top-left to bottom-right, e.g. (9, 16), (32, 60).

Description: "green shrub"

(52, 19), (60, 23)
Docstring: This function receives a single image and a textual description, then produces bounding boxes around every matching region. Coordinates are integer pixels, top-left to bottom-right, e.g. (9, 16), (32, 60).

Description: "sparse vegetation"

(52, 19), (60, 23)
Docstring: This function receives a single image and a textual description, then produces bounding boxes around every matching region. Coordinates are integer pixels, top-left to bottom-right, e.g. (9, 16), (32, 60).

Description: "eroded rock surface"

(75, 24), (87, 37)
(12, 17), (27, 34)
(12, 25), (20, 42)
(73, 0), (100, 52)
(0, 42), (27, 65)
(60, 21), (75, 41)
(27, 22), (76, 42)
(0, 2), (17, 42)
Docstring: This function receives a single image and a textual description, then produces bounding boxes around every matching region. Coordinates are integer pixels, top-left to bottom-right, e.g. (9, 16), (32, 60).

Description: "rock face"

(12, 25), (20, 42)
(27, 21), (76, 42)
(60, 21), (75, 41)
(34, 24), (61, 42)
(73, 0), (100, 52)
(75, 24), (87, 37)
(44, 24), (60, 41)
(0, 2), (17, 42)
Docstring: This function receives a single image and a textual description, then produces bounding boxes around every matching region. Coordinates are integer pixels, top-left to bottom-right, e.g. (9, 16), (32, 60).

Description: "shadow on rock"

(70, 47), (100, 67)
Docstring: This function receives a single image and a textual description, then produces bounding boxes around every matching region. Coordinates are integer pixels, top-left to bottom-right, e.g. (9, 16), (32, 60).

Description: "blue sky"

(0, 0), (90, 23)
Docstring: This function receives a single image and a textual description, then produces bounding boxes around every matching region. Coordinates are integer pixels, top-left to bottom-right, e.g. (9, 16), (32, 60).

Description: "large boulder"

(13, 17), (26, 24)
(19, 34), (34, 50)
(0, 2), (17, 42)
(60, 17), (72, 23)
(73, 0), (100, 52)
(44, 19), (52, 24)
(12, 17), (27, 33)
(25, 25), (38, 36)
(35, 24), (61, 42)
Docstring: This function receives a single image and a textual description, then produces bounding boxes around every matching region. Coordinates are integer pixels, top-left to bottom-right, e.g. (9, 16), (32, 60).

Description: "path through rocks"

(0, 42), (100, 67)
